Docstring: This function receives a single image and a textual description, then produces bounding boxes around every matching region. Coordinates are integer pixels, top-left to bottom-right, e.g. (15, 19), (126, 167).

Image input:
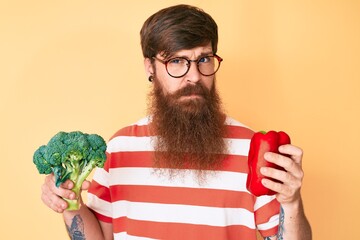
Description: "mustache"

(172, 84), (209, 98)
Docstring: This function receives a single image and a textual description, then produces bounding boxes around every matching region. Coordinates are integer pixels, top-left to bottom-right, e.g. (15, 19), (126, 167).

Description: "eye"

(198, 56), (211, 63)
(168, 58), (186, 65)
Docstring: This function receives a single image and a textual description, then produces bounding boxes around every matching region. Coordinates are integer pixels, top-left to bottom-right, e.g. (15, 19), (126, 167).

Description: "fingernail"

(69, 193), (75, 199)
(260, 167), (266, 174)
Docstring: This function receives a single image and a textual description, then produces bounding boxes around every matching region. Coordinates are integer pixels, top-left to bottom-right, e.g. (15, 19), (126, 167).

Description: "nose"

(185, 61), (201, 83)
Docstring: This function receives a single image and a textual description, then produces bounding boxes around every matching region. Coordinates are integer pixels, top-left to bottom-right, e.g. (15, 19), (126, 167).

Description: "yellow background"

(1, 0), (359, 239)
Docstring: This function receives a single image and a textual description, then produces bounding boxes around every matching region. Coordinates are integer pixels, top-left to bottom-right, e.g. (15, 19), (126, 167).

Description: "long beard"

(148, 77), (228, 181)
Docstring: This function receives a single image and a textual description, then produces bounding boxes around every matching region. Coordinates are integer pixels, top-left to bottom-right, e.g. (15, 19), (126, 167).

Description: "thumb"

(81, 180), (91, 190)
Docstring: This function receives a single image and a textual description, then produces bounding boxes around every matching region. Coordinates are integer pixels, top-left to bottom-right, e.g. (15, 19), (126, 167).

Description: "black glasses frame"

(153, 54), (223, 78)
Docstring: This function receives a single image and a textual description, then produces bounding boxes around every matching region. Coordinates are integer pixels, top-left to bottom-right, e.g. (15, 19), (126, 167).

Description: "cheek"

(155, 72), (181, 95)
(202, 77), (215, 91)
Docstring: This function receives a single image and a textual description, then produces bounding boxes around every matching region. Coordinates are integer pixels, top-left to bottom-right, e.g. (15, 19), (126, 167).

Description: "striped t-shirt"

(87, 116), (280, 240)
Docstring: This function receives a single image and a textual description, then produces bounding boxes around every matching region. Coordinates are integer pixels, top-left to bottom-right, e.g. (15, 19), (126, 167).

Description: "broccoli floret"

(33, 145), (52, 174)
(33, 131), (107, 210)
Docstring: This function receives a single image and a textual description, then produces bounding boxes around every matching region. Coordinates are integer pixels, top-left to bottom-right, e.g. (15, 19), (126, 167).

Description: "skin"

(41, 174), (113, 239)
(261, 145), (312, 240)
(41, 44), (311, 239)
(144, 43), (215, 97)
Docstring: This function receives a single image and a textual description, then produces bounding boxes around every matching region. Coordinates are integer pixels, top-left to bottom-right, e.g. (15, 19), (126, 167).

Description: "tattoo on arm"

(263, 206), (285, 240)
(66, 214), (86, 240)
(277, 205), (285, 240)
(264, 236), (276, 240)
(264, 235), (276, 240)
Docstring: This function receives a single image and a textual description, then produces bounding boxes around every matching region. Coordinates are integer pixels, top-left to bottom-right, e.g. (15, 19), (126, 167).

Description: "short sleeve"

(87, 152), (113, 223)
(254, 195), (280, 237)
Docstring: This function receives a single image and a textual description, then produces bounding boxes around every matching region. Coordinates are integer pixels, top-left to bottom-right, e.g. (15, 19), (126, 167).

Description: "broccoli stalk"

(33, 131), (107, 211)
(65, 158), (100, 210)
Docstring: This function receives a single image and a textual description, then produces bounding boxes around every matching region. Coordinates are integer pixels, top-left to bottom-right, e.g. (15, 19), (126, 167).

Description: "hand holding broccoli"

(33, 131), (107, 211)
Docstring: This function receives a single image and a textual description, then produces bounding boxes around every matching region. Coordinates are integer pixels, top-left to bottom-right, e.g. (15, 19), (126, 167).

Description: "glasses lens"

(198, 56), (220, 76)
(165, 56), (221, 78)
(166, 58), (189, 78)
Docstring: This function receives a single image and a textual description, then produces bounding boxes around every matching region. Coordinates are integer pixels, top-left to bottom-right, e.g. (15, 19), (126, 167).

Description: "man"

(41, 4), (312, 240)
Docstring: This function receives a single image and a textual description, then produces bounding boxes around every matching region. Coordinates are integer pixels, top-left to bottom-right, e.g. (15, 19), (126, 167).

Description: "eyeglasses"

(153, 54), (223, 78)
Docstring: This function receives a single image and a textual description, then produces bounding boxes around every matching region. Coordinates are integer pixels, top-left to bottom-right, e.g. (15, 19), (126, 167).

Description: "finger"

(261, 167), (303, 191)
(45, 175), (76, 199)
(262, 178), (302, 204)
(278, 144), (303, 165)
(46, 173), (73, 191)
(48, 179), (76, 200)
(261, 178), (295, 198)
(81, 180), (91, 190)
(260, 166), (295, 184)
(264, 152), (303, 179)
(50, 193), (68, 213)
(42, 175), (76, 211)
(41, 182), (68, 213)
(60, 179), (74, 190)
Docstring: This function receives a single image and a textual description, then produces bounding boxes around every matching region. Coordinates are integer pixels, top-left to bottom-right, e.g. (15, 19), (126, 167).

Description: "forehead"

(162, 43), (213, 59)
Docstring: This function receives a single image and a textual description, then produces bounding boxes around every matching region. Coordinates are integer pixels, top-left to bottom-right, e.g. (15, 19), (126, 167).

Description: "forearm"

(63, 203), (105, 240)
(281, 199), (312, 240)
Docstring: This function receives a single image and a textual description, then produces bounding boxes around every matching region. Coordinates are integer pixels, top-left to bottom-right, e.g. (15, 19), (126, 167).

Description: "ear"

(144, 58), (154, 78)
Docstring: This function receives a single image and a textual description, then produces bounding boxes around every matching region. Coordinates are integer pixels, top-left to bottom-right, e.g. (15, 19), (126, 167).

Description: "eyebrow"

(169, 51), (214, 60)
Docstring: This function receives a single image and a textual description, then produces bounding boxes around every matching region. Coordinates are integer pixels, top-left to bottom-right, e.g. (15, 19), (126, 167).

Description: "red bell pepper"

(246, 130), (291, 196)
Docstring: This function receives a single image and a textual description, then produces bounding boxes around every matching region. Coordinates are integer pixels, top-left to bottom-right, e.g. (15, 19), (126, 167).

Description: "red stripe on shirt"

(91, 210), (112, 223)
(109, 122), (253, 139)
(255, 198), (280, 224)
(110, 124), (152, 139)
(107, 185), (255, 211)
(224, 125), (254, 139)
(88, 180), (111, 202)
(108, 151), (249, 173)
(113, 217), (259, 240)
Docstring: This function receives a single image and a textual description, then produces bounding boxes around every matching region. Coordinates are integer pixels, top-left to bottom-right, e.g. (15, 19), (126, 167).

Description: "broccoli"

(33, 131), (107, 210)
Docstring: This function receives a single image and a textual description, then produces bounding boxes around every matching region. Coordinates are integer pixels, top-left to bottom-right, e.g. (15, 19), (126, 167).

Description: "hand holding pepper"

(246, 130), (305, 205)
(246, 131), (312, 239)
(260, 142), (304, 205)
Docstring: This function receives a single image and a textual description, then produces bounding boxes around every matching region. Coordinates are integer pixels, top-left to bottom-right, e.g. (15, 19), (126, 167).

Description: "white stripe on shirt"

(254, 195), (278, 211)
(114, 232), (156, 240)
(111, 200), (256, 229)
(108, 167), (249, 192)
(107, 136), (250, 156)
(257, 214), (280, 230)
